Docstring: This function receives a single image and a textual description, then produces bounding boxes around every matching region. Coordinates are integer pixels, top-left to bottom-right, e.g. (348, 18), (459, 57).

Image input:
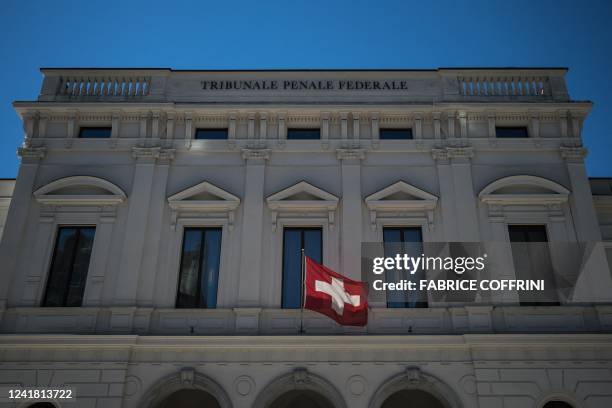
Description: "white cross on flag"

(304, 256), (368, 326)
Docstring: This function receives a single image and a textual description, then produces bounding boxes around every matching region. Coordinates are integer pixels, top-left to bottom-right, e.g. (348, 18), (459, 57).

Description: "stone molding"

(368, 367), (462, 408)
(252, 368), (348, 408)
(137, 368), (233, 408)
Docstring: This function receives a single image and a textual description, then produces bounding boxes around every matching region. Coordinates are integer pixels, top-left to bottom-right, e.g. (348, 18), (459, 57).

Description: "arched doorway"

(543, 402), (573, 408)
(156, 389), (221, 408)
(381, 389), (446, 408)
(269, 389), (335, 408)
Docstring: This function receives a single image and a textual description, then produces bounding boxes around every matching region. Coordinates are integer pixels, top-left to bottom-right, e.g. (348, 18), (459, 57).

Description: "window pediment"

(33, 176), (126, 206)
(266, 181), (339, 230)
(167, 181), (240, 229)
(365, 181), (438, 229)
(479, 175), (569, 206)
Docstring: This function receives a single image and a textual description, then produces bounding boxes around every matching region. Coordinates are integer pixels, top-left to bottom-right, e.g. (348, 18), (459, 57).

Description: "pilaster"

(337, 148), (365, 280)
(0, 147), (46, 313)
(237, 149), (269, 306)
(113, 147), (162, 305)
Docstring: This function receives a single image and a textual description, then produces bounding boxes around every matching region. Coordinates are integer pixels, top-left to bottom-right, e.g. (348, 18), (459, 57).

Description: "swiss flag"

(303, 256), (368, 326)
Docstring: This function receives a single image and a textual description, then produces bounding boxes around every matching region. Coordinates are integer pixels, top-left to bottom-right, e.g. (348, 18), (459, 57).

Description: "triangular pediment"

(168, 181), (240, 211)
(33, 176), (126, 206)
(365, 181), (438, 205)
(267, 181), (339, 206)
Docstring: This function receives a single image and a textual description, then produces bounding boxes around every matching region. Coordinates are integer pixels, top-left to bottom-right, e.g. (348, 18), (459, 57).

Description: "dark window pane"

(201, 229), (222, 308)
(383, 227), (426, 308)
(287, 129), (320, 140)
(78, 127), (111, 138)
(28, 403), (57, 408)
(195, 128), (228, 140)
(379, 128), (413, 140)
(43, 227), (95, 307)
(176, 228), (222, 308)
(508, 225), (559, 306)
(282, 227), (322, 308)
(496, 126), (529, 138)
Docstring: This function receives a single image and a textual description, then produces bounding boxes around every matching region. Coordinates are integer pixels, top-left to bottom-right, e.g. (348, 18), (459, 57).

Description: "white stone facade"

(0, 68), (611, 407)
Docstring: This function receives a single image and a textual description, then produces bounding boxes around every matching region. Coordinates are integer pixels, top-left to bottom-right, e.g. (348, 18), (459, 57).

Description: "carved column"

(237, 149), (270, 307)
(321, 112), (330, 149)
(371, 112), (380, 148)
(259, 112), (267, 140)
(337, 148), (365, 280)
(352, 112), (360, 140)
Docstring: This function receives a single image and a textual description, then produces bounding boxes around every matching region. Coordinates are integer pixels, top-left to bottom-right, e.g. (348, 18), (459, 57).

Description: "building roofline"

(39, 66), (570, 72)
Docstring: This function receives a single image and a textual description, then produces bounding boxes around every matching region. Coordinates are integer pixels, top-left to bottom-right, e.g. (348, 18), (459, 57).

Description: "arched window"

(543, 401), (573, 408)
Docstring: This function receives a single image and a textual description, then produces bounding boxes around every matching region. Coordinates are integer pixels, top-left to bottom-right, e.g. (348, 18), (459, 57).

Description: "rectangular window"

(508, 225), (559, 306)
(383, 227), (427, 308)
(496, 126), (529, 138)
(379, 128), (413, 140)
(78, 127), (112, 138)
(282, 227), (322, 308)
(43, 226), (96, 307)
(176, 228), (223, 308)
(195, 128), (228, 140)
(287, 128), (320, 140)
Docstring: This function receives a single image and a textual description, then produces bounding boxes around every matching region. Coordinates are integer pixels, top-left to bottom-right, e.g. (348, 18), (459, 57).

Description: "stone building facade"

(0, 68), (612, 408)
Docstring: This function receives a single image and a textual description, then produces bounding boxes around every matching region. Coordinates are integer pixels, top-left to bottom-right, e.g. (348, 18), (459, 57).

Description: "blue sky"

(0, 0), (611, 177)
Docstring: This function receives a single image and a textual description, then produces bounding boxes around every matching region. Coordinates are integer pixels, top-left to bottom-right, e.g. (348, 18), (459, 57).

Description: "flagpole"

(300, 248), (305, 335)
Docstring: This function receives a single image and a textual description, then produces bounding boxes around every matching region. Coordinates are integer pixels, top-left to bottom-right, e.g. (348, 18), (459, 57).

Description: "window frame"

(78, 127), (112, 139)
(507, 223), (560, 306)
(379, 128), (413, 140)
(194, 128), (229, 140)
(42, 225), (97, 307)
(175, 226), (223, 309)
(382, 226), (427, 308)
(281, 226), (323, 309)
(286, 128), (321, 140)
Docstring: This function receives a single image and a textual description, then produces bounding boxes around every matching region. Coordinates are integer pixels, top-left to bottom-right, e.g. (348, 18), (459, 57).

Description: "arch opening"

(156, 388), (221, 408)
(269, 389), (335, 408)
(26, 403), (56, 408)
(381, 389), (446, 408)
(543, 402), (574, 408)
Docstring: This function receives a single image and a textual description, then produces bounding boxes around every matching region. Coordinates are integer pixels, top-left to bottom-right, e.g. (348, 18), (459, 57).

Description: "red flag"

(303, 256), (368, 326)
